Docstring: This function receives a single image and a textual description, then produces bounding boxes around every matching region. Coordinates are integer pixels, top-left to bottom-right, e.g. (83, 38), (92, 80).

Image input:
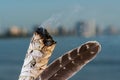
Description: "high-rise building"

(0, 25), (3, 36)
(96, 25), (103, 35)
(82, 20), (96, 37)
(74, 20), (96, 37)
(75, 21), (84, 36)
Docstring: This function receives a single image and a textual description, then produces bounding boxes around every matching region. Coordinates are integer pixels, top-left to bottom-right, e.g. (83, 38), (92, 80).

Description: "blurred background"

(0, 0), (120, 80)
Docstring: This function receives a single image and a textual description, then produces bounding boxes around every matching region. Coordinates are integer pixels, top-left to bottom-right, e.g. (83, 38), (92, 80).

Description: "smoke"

(63, 5), (83, 27)
(40, 13), (63, 28)
(40, 5), (83, 28)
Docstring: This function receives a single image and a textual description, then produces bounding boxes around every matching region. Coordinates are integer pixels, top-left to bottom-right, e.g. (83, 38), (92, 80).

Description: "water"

(0, 36), (120, 80)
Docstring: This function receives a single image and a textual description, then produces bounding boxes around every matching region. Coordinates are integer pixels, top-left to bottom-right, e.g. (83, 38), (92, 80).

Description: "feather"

(36, 41), (101, 80)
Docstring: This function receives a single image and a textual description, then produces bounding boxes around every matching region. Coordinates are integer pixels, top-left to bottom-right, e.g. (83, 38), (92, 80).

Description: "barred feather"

(19, 27), (56, 80)
(36, 41), (101, 80)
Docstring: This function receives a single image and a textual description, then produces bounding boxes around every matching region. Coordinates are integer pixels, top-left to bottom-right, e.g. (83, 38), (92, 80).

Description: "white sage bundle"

(36, 41), (101, 80)
(19, 27), (56, 80)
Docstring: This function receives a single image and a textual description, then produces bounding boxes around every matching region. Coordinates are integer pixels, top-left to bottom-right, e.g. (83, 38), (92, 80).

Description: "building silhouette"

(75, 21), (84, 36)
(74, 20), (96, 37)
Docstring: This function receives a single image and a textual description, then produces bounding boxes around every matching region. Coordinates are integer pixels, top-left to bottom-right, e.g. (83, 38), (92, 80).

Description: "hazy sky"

(0, 0), (120, 28)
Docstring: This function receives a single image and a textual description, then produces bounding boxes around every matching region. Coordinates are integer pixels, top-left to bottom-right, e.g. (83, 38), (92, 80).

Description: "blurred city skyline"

(0, 0), (120, 29)
(0, 20), (120, 38)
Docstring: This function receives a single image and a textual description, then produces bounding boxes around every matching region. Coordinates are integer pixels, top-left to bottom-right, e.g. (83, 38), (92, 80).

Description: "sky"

(0, 0), (120, 28)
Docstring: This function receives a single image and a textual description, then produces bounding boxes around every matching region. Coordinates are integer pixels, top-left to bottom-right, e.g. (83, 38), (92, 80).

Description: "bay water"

(0, 36), (120, 80)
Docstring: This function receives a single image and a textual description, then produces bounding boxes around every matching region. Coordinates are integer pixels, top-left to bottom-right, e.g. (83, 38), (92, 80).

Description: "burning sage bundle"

(19, 27), (56, 80)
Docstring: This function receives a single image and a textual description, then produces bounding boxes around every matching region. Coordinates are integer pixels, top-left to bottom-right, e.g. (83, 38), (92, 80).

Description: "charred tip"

(35, 27), (47, 36)
(35, 27), (56, 46)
